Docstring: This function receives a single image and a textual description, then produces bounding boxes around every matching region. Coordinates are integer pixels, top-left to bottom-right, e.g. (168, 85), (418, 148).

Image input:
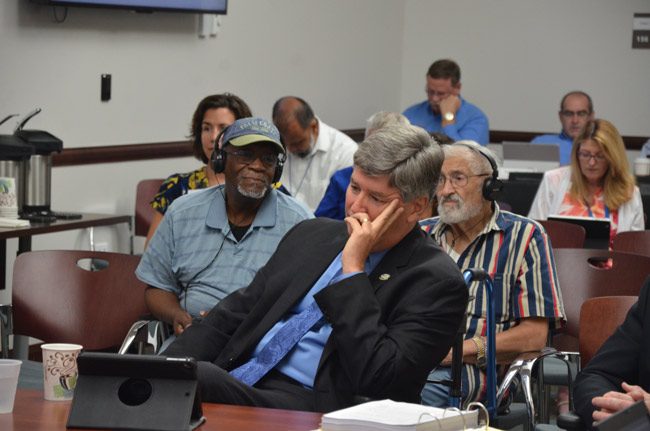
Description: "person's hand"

(440, 348), (453, 366)
(342, 199), (403, 273)
(172, 309), (193, 335)
(622, 382), (650, 413)
(439, 95), (461, 120)
(591, 382), (650, 423)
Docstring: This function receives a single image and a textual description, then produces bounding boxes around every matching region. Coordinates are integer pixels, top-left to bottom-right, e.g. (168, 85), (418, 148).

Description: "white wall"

(401, 0), (650, 137)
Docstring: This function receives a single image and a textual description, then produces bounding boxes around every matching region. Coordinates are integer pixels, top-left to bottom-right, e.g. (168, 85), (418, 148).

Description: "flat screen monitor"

(32, 0), (228, 14)
(548, 215), (611, 249)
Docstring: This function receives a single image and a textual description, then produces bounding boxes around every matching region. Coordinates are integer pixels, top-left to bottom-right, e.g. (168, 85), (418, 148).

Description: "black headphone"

(210, 126), (285, 184)
(454, 142), (503, 201)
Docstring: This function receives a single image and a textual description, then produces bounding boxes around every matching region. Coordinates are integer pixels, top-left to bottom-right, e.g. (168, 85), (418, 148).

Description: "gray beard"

(237, 184), (268, 200)
(437, 195), (482, 224)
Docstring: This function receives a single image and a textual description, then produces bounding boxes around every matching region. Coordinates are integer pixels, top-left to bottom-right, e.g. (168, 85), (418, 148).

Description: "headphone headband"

(452, 142), (503, 201)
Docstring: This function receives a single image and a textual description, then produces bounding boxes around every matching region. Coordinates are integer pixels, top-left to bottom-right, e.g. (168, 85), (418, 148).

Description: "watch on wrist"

(472, 336), (487, 369)
(443, 112), (455, 122)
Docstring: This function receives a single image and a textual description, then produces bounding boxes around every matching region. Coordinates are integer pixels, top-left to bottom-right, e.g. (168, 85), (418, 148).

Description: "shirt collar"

(206, 185), (278, 231)
(558, 131), (573, 142)
(311, 117), (329, 154)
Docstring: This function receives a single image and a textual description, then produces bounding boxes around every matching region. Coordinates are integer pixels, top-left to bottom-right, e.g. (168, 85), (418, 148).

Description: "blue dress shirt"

(403, 97), (490, 145)
(250, 250), (387, 388)
(531, 131), (573, 166)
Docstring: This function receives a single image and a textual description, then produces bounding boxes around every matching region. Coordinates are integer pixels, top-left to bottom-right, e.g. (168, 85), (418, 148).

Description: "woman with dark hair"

(146, 93), (252, 244)
(529, 118), (644, 245)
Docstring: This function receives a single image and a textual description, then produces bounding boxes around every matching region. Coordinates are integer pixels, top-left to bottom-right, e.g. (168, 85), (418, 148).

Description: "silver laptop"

(502, 142), (560, 172)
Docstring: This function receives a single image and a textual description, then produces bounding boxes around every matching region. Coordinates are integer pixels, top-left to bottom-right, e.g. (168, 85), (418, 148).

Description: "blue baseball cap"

(222, 117), (285, 154)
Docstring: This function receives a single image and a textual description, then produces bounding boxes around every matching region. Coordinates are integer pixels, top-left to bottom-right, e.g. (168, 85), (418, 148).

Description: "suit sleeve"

(573, 277), (650, 429)
(163, 220), (307, 361)
(314, 256), (467, 400)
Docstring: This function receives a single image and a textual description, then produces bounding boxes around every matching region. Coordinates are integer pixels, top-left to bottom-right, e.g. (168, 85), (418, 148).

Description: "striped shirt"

(420, 205), (565, 403)
(136, 185), (312, 318)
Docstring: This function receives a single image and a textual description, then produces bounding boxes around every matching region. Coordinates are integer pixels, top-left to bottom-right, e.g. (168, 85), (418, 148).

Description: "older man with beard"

(137, 118), (312, 345)
(419, 140), (565, 407)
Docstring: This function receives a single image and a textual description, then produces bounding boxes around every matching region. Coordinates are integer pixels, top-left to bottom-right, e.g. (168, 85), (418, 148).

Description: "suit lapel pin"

(379, 273), (391, 281)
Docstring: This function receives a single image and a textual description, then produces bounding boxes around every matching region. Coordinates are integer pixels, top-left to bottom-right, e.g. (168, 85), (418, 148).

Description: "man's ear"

(405, 196), (430, 223)
(452, 82), (462, 96)
(310, 118), (319, 137)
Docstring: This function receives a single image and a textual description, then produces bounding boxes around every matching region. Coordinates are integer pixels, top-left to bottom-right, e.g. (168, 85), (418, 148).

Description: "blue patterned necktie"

(229, 254), (344, 386)
(229, 300), (325, 386)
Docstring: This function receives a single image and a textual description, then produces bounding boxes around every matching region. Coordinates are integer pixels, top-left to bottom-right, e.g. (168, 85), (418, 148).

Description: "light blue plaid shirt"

(136, 185), (312, 317)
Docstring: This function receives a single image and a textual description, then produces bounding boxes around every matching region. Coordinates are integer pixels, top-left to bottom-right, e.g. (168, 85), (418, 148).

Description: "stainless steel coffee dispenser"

(13, 109), (63, 221)
(0, 134), (34, 212)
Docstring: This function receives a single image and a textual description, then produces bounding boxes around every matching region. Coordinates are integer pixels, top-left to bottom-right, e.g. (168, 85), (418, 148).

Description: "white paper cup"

(634, 157), (650, 177)
(41, 343), (83, 401)
(0, 359), (22, 414)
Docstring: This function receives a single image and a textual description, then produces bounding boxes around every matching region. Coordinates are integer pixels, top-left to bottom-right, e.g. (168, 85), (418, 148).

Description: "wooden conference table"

(2, 389), (322, 431)
(0, 213), (132, 290)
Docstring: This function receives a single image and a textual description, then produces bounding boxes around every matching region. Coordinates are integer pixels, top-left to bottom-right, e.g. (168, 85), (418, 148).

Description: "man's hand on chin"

(342, 200), (403, 273)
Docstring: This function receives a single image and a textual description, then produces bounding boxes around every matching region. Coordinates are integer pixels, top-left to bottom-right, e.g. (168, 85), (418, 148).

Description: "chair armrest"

(496, 347), (565, 430)
(118, 319), (169, 355)
(556, 412), (585, 430)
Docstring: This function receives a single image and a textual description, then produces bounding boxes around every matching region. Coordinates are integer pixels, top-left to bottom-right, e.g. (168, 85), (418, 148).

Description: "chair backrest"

(537, 219), (586, 249)
(11, 250), (149, 351)
(135, 178), (164, 237)
(578, 295), (637, 368)
(612, 230), (650, 257)
(551, 248), (650, 351)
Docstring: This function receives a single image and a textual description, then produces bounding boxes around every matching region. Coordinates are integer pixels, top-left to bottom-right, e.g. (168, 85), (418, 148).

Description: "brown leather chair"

(0, 250), (148, 359)
(537, 220), (586, 249)
(612, 230), (650, 257)
(578, 295), (637, 368)
(134, 178), (164, 238)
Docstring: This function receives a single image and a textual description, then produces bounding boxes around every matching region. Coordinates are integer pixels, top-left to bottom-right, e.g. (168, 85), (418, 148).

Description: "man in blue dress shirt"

(531, 91), (594, 166)
(403, 58), (489, 145)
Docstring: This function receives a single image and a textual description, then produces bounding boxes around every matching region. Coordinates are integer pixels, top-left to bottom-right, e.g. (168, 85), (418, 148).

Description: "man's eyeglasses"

(437, 173), (489, 189)
(224, 149), (281, 168)
(560, 110), (590, 119)
(577, 151), (606, 163)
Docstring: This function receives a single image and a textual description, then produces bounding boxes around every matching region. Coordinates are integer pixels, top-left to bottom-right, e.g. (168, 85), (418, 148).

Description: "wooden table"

(1, 389), (323, 430)
(0, 213), (131, 290)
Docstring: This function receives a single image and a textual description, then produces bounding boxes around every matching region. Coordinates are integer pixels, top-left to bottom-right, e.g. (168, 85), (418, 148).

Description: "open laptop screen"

(502, 142), (561, 172)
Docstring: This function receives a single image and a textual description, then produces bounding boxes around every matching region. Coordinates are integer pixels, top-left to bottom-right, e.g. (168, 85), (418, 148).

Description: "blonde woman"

(529, 118), (644, 244)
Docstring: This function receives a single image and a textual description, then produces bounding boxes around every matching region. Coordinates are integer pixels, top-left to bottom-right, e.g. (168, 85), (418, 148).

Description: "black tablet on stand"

(67, 352), (205, 431)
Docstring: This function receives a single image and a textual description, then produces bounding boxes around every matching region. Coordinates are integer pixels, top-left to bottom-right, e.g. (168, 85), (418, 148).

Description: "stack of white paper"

(0, 217), (30, 228)
(321, 399), (479, 431)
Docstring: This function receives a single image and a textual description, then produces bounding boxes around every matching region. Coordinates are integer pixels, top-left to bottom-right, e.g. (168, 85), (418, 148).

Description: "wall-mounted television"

(32, 0), (228, 14)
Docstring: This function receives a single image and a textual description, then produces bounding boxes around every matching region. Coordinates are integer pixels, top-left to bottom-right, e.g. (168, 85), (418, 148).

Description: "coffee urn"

(13, 109), (63, 222)
(0, 130), (34, 213)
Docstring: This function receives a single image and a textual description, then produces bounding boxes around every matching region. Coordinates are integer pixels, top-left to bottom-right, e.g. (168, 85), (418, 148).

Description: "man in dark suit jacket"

(164, 124), (467, 412)
(574, 276), (650, 429)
